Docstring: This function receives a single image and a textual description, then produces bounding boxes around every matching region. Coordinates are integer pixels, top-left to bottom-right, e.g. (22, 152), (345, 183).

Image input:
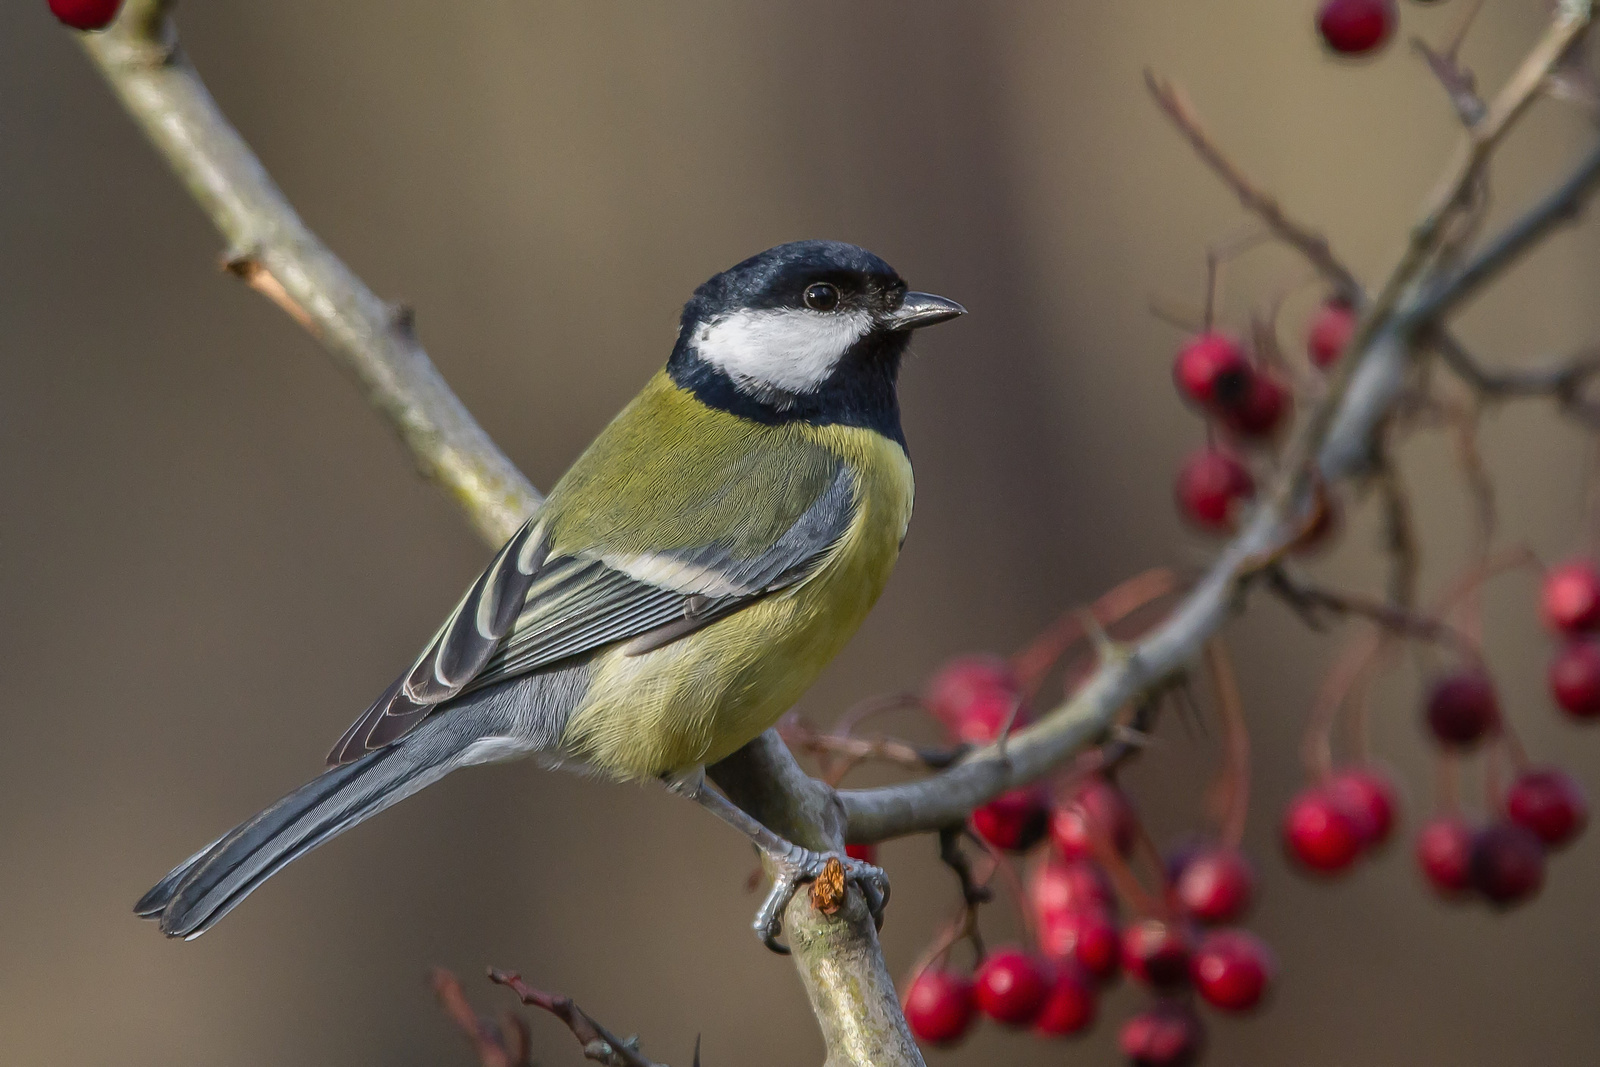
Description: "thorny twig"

(433, 969), (533, 1067)
(489, 969), (695, 1067)
(1412, 0), (1490, 126)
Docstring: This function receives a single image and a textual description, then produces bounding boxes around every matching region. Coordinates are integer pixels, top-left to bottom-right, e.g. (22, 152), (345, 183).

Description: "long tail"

(134, 730), (463, 939)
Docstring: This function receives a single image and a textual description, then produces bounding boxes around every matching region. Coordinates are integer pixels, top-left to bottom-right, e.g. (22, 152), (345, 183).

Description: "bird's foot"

(753, 843), (889, 954)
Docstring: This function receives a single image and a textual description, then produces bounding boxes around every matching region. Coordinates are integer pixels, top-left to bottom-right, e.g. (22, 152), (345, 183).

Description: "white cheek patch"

(692, 307), (873, 400)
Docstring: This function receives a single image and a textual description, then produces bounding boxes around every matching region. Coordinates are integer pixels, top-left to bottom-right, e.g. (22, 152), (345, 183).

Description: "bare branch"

(489, 969), (678, 1067)
(433, 969), (534, 1067)
(79, 0), (540, 546)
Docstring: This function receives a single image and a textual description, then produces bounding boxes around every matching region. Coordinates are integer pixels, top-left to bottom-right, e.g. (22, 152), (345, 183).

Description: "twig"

(1203, 640), (1251, 850)
(1432, 333), (1600, 401)
(777, 716), (963, 774)
(1412, 0), (1489, 127)
(489, 969), (684, 1067)
(432, 969), (533, 1067)
(1374, 448), (1421, 609)
(78, 0), (540, 546)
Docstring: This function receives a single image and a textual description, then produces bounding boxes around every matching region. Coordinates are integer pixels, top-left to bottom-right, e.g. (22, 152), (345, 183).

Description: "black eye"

(803, 282), (840, 312)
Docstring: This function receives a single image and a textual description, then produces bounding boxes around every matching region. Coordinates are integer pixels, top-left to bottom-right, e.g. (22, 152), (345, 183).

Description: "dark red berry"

(1175, 447), (1255, 532)
(48, 0), (122, 30)
(1541, 561), (1600, 633)
(1119, 1001), (1205, 1067)
(844, 843), (877, 864)
(1030, 856), (1117, 919)
(903, 969), (976, 1046)
(1283, 786), (1365, 873)
(1425, 671), (1500, 748)
(1307, 299), (1356, 368)
(1039, 906), (1121, 981)
(1050, 776), (1138, 860)
(1173, 333), (1252, 410)
(1174, 846), (1255, 924)
(1191, 930), (1275, 1013)
(974, 949), (1050, 1026)
(1121, 919), (1193, 988)
(1470, 822), (1546, 906)
(1326, 767), (1399, 848)
(1032, 963), (1097, 1037)
(1317, 0), (1397, 56)
(971, 786), (1050, 853)
(1220, 371), (1292, 440)
(1550, 640), (1600, 719)
(1506, 768), (1588, 849)
(1415, 817), (1476, 898)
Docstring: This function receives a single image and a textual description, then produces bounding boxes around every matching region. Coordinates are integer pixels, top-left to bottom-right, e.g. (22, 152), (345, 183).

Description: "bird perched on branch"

(136, 240), (964, 948)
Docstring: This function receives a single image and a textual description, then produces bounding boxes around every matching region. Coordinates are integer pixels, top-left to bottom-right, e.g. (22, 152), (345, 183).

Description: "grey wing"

(326, 465), (856, 766)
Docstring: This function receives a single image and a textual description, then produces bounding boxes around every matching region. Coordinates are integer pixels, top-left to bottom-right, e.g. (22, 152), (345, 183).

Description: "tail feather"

(138, 737), (456, 939)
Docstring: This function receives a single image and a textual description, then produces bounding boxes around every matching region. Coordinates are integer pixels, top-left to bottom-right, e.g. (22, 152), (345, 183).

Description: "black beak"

(885, 291), (967, 331)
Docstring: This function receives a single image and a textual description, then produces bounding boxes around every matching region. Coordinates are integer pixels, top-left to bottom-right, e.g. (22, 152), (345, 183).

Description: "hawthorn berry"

(1317, 0), (1397, 56)
(1121, 919), (1194, 988)
(1220, 371), (1292, 440)
(1039, 906), (1122, 981)
(1425, 671), (1500, 748)
(1119, 1001), (1205, 1067)
(1470, 822), (1546, 906)
(1032, 963), (1098, 1037)
(924, 656), (1027, 741)
(903, 969), (976, 1046)
(1549, 640), (1600, 719)
(1307, 299), (1356, 368)
(1173, 333), (1252, 410)
(1050, 776), (1138, 860)
(974, 949), (1050, 1026)
(1175, 447), (1255, 532)
(1541, 560), (1600, 633)
(49, 0), (122, 30)
(971, 786), (1050, 853)
(1191, 930), (1275, 1013)
(1030, 856), (1117, 919)
(844, 843), (878, 864)
(1173, 845), (1255, 924)
(1326, 767), (1399, 848)
(1505, 768), (1588, 849)
(1282, 786), (1365, 873)
(1415, 816), (1476, 898)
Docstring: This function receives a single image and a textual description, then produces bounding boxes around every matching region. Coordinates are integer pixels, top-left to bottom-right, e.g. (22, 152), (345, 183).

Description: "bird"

(135, 239), (965, 948)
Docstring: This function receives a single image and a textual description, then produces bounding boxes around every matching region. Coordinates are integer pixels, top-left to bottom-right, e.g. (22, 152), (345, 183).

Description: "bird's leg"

(666, 767), (889, 954)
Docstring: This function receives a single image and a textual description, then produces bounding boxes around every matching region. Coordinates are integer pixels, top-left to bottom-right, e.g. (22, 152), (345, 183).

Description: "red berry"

(1282, 786), (1364, 873)
(48, 0), (122, 30)
(1470, 822), (1546, 906)
(1220, 371), (1292, 440)
(974, 949), (1050, 1026)
(1415, 816), (1477, 897)
(1550, 640), (1600, 719)
(971, 786), (1050, 853)
(1191, 930), (1275, 1013)
(1119, 1001), (1205, 1067)
(1307, 299), (1356, 368)
(1425, 671), (1500, 748)
(1317, 0), (1397, 56)
(1039, 906), (1122, 981)
(844, 843), (877, 864)
(1050, 776), (1138, 860)
(1325, 767), (1399, 848)
(925, 655), (1021, 729)
(903, 969), (976, 1046)
(1120, 919), (1193, 988)
(1541, 561), (1600, 633)
(1175, 447), (1255, 532)
(1032, 963), (1098, 1037)
(1030, 856), (1116, 919)
(1173, 333), (1252, 410)
(1174, 846), (1255, 924)
(1505, 768), (1588, 849)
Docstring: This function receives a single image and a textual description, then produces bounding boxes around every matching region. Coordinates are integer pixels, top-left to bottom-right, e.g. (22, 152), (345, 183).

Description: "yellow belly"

(558, 425), (913, 780)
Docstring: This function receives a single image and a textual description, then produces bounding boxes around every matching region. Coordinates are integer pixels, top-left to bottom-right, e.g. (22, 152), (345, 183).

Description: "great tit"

(136, 240), (964, 945)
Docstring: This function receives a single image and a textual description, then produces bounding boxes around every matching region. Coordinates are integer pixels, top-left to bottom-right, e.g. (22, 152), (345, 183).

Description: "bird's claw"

(753, 848), (890, 954)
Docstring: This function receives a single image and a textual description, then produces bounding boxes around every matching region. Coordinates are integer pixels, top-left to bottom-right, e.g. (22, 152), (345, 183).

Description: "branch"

(79, 0), (540, 546)
(489, 969), (687, 1067)
(433, 969), (533, 1067)
(1432, 335), (1600, 398)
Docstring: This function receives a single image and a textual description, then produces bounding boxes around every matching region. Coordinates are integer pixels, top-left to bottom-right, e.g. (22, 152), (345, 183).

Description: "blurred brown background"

(4, 2), (1599, 1064)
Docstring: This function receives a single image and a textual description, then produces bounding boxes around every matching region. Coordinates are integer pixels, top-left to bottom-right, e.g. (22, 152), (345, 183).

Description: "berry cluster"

(900, 658), (1273, 1066)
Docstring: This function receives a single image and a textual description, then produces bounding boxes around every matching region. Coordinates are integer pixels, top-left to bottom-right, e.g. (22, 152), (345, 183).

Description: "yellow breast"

(559, 424), (913, 780)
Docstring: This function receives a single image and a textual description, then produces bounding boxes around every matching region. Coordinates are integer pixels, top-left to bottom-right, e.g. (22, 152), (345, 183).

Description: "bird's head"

(668, 240), (964, 441)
